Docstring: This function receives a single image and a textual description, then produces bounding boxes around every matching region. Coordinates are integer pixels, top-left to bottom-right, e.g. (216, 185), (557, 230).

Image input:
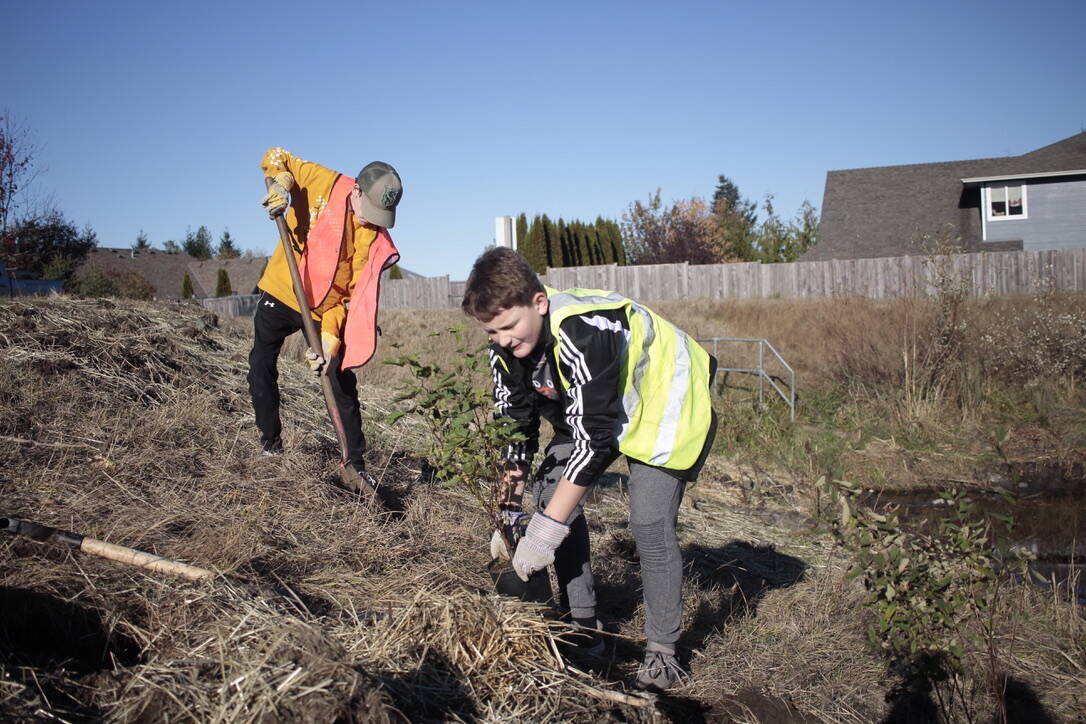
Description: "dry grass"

(1, 295), (1083, 722)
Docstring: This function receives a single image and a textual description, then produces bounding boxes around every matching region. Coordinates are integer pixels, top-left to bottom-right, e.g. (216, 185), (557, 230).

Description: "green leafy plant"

(70, 264), (118, 298)
(384, 327), (525, 532)
(823, 478), (1030, 722)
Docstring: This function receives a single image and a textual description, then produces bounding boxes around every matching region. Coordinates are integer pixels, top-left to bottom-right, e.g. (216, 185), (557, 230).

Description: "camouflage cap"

(354, 161), (403, 229)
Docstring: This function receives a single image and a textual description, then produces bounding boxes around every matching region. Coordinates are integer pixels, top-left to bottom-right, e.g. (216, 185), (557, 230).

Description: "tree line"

(156, 225), (245, 261)
(514, 214), (626, 273)
(621, 175), (818, 265)
(515, 175), (818, 272)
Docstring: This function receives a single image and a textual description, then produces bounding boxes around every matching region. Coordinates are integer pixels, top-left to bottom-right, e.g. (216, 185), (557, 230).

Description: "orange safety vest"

(296, 174), (400, 371)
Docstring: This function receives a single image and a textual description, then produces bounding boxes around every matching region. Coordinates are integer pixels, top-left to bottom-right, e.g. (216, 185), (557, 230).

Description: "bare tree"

(0, 112), (41, 234)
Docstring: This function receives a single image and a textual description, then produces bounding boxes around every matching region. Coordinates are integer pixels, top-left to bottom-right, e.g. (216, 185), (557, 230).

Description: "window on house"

(986, 184), (1027, 220)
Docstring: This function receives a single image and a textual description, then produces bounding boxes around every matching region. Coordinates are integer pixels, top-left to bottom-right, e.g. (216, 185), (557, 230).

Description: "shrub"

(384, 328), (524, 530)
(823, 478), (1029, 722)
(69, 265), (118, 297)
(978, 285), (1086, 381)
(40, 255), (80, 283)
(215, 268), (232, 297)
(114, 271), (155, 300)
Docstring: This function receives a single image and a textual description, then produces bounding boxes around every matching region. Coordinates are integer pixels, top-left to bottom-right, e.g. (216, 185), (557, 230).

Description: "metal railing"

(696, 337), (796, 421)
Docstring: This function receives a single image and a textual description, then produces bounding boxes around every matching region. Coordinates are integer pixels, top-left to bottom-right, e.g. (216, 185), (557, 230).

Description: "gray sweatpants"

(532, 442), (687, 646)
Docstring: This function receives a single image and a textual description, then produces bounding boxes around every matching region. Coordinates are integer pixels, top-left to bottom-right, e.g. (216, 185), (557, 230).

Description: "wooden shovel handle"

(263, 178), (363, 492)
(80, 537), (215, 581)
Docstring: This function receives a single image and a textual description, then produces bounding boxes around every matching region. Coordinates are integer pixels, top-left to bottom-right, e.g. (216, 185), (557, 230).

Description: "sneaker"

(564, 618), (606, 659)
(261, 439), (283, 456)
(350, 464), (379, 492)
(635, 642), (684, 691)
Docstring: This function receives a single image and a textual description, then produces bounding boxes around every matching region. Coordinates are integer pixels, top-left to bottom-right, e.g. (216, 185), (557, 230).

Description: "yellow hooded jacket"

(258, 147), (376, 340)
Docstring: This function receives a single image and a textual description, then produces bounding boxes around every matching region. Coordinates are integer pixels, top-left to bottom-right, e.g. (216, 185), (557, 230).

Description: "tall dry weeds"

(2, 295), (1082, 723)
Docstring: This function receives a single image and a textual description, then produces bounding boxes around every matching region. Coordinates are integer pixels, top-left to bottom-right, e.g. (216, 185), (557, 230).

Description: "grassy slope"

(1, 294), (1083, 722)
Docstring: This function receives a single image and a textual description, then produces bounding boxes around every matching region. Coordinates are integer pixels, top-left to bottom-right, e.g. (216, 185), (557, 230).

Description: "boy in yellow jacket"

(248, 148), (402, 487)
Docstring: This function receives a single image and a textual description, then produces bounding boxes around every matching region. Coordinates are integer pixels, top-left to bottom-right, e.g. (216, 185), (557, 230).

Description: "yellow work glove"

(261, 172), (295, 218)
(304, 333), (341, 376)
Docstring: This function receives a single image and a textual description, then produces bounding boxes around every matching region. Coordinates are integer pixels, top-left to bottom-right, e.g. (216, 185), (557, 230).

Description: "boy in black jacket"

(462, 248), (716, 690)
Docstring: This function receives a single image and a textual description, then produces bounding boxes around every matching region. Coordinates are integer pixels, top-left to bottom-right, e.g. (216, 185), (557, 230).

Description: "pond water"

(860, 465), (1085, 603)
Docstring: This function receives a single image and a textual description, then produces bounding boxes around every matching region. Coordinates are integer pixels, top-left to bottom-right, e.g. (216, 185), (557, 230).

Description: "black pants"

(247, 291), (366, 468)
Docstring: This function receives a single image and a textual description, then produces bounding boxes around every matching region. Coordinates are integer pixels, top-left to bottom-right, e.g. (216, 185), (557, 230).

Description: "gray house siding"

(984, 178), (1086, 250)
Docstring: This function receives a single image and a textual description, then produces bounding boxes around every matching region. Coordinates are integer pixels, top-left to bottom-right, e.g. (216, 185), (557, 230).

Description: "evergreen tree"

(389, 264), (403, 280)
(133, 229), (151, 250)
(556, 219), (570, 267)
(609, 221), (627, 266)
(587, 224), (604, 265)
(712, 174), (758, 261)
(541, 215), (559, 269)
(568, 223), (579, 266)
(215, 267), (232, 296)
(163, 239), (181, 253)
(183, 225), (213, 260)
(712, 175), (757, 228)
(576, 223), (592, 266)
(520, 214), (548, 273)
(3, 211), (97, 277)
(217, 229), (240, 259)
(515, 212), (528, 253)
(592, 218), (605, 264)
(513, 213), (625, 269)
(181, 272), (194, 298)
(594, 218), (613, 264)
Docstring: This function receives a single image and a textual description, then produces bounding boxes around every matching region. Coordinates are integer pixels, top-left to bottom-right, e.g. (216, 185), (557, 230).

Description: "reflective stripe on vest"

(545, 286), (711, 470)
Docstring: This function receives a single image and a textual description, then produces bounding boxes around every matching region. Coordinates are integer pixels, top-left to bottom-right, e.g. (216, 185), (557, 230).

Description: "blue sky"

(4, 0), (1084, 278)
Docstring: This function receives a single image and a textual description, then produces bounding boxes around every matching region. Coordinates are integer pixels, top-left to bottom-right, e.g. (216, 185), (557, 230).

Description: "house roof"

(961, 169), (1086, 185)
(80, 248), (415, 301)
(81, 248), (269, 299)
(83, 247), (201, 299)
(186, 256), (267, 297)
(803, 132), (1086, 261)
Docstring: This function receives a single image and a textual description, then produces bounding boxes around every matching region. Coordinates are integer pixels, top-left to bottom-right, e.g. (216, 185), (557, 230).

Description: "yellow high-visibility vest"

(546, 286), (712, 470)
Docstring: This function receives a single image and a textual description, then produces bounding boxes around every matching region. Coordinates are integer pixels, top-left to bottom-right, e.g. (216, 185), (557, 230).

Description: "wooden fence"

(200, 248), (1086, 316)
(199, 293), (262, 317)
(539, 248), (1086, 303)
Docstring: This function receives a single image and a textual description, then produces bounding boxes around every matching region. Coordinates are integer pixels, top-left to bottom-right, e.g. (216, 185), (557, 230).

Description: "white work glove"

(490, 530), (510, 560)
(305, 333), (340, 376)
(490, 504), (529, 560)
(512, 512), (570, 581)
(261, 172), (295, 218)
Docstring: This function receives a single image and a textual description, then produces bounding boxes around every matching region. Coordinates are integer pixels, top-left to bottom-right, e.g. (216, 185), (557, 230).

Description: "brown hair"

(461, 247), (545, 321)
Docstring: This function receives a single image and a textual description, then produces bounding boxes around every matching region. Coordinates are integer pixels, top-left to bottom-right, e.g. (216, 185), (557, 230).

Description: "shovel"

(2, 515), (215, 582)
(265, 178), (375, 502)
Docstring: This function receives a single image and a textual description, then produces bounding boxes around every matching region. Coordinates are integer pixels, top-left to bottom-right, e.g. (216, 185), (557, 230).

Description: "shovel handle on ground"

(2, 515), (216, 582)
(264, 177), (365, 494)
